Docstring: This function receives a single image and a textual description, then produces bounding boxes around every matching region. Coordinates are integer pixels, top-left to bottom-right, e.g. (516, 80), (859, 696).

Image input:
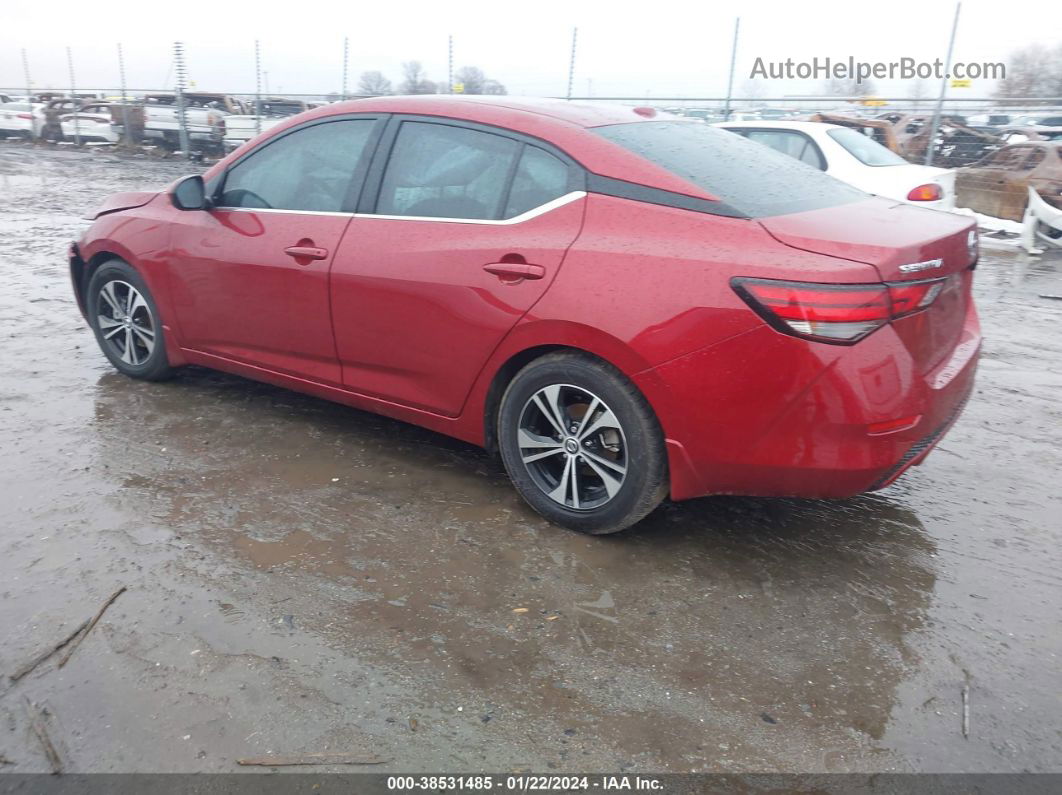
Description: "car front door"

(330, 118), (586, 416)
(166, 116), (383, 384)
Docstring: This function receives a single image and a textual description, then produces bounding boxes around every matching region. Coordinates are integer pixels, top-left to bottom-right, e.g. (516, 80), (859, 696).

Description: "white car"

(59, 103), (120, 143)
(714, 120), (956, 211)
(0, 102), (45, 138)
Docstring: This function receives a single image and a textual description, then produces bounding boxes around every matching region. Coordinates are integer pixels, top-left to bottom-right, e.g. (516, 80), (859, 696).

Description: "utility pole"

(566, 27), (578, 100)
(926, 1), (962, 166)
(448, 34), (454, 94)
(722, 17), (740, 121)
(66, 46), (80, 145)
(255, 39), (262, 135)
(173, 41), (191, 158)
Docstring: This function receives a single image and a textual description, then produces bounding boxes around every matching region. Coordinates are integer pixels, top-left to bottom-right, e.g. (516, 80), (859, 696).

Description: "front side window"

(219, 119), (375, 212)
(376, 122), (520, 220)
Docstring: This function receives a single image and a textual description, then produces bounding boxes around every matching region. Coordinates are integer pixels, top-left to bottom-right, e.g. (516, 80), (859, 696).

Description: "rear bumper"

(640, 299), (980, 501)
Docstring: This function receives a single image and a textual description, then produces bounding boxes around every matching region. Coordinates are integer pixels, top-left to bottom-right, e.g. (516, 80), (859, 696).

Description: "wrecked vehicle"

(875, 113), (1001, 168)
(996, 126), (1062, 144)
(956, 141), (1062, 222)
(59, 102), (121, 144)
(70, 96), (980, 535)
(0, 102), (45, 138)
(1021, 185), (1062, 252)
(40, 97), (89, 141)
(222, 98), (309, 152)
(136, 93), (245, 151)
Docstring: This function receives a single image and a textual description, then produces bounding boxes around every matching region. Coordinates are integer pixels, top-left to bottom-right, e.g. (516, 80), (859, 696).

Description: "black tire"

(86, 259), (175, 381)
(497, 352), (668, 535)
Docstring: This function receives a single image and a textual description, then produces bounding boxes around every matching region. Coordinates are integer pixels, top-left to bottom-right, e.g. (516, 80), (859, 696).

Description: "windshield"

(826, 126), (908, 166)
(594, 121), (865, 218)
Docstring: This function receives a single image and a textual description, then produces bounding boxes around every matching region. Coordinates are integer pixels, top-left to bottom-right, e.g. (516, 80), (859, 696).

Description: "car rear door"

(330, 117), (586, 416)
(166, 116), (384, 384)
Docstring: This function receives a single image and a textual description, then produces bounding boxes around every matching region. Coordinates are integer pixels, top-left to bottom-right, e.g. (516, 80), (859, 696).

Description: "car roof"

(318, 95), (677, 128)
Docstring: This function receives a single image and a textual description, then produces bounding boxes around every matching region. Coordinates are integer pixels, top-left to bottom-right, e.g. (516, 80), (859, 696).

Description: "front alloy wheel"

(86, 258), (174, 380)
(96, 280), (156, 366)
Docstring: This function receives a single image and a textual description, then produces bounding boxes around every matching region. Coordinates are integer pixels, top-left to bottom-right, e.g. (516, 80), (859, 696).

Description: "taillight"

(16, 113), (32, 120)
(907, 183), (943, 201)
(732, 277), (947, 344)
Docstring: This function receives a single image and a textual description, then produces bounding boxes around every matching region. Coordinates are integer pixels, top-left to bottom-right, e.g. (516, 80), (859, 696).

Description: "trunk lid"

(758, 196), (977, 374)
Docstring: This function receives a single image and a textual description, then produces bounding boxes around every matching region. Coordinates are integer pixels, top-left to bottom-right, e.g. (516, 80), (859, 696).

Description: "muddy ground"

(0, 143), (1059, 774)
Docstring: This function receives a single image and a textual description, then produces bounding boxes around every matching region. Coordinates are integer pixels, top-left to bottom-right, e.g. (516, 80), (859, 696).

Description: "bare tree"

(399, 61), (436, 95)
(994, 43), (1062, 105)
(823, 76), (876, 99)
(453, 65), (507, 95)
(454, 66), (487, 94)
(357, 71), (392, 96)
(907, 78), (929, 110)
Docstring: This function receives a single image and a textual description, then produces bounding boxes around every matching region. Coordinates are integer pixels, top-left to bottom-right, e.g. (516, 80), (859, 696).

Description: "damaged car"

(956, 141), (1062, 222)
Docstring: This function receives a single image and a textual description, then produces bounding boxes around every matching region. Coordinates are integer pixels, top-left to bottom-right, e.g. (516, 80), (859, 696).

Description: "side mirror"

(171, 174), (208, 211)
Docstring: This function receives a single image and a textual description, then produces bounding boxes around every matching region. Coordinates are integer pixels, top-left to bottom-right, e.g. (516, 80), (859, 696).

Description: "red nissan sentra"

(70, 96), (980, 534)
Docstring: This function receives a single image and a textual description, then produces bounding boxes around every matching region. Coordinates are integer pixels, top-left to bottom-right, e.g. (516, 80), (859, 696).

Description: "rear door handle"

(284, 245), (328, 261)
(483, 262), (546, 281)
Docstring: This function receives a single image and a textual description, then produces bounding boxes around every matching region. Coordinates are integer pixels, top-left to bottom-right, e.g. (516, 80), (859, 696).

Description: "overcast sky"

(2, 0), (1059, 99)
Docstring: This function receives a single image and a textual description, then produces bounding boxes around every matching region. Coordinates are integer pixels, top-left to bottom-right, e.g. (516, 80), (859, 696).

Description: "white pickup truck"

(222, 98), (312, 152)
(125, 93), (247, 151)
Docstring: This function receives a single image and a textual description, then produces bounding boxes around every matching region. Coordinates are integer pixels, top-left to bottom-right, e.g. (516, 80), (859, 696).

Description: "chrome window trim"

(212, 191), (586, 224)
(211, 206), (355, 217)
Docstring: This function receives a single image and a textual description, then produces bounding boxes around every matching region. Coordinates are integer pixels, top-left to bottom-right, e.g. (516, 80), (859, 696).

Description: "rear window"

(826, 126), (907, 166)
(594, 121), (865, 218)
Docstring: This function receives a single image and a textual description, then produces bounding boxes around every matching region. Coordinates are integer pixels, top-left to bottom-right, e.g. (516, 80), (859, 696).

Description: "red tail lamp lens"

(907, 183), (943, 201)
(732, 277), (947, 344)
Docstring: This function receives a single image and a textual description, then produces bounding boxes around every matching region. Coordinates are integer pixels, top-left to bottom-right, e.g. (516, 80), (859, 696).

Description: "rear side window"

(826, 126), (908, 166)
(219, 119), (375, 212)
(595, 121), (865, 218)
(740, 130), (825, 170)
(504, 146), (570, 217)
(376, 122), (520, 219)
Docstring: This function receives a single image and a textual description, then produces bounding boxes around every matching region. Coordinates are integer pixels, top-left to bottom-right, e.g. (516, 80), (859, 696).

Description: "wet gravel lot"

(0, 144), (1059, 774)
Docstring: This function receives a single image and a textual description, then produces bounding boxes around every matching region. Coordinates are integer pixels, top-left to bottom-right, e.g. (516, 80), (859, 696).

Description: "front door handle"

(483, 262), (546, 281)
(284, 245), (328, 261)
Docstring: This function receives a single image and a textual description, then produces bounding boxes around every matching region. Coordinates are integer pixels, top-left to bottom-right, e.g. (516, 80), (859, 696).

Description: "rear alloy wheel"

(87, 259), (174, 380)
(498, 353), (668, 534)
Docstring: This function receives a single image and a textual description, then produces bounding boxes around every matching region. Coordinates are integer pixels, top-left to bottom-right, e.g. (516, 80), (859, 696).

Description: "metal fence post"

(926, 1), (962, 166)
(341, 37), (349, 100)
(566, 28), (578, 100)
(173, 41), (191, 158)
(723, 17), (740, 121)
(66, 46), (81, 145)
(21, 49), (32, 133)
(117, 43), (132, 146)
(255, 40), (262, 136)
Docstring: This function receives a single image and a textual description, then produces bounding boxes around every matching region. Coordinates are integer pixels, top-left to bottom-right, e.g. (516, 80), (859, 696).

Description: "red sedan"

(70, 97), (980, 534)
